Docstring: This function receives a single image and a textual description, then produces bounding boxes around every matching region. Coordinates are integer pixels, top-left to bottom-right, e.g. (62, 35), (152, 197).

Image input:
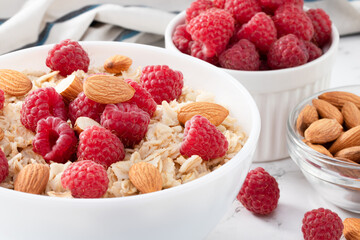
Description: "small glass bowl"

(287, 85), (360, 213)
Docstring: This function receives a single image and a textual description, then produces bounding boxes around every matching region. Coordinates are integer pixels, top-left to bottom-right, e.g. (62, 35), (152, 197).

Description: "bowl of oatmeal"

(0, 41), (260, 240)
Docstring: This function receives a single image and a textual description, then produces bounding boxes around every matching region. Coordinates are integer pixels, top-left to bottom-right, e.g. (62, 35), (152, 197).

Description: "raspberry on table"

(0, 89), (4, 110)
(267, 34), (309, 69)
(172, 24), (192, 54)
(185, 0), (214, 23)
(219, 39), (260, 70)
(140, 65), (184, 104)
(224, 0), (261, 25)
(33, 116), (77, 164)
(307, 8), (332, 47)
(61, 160), (109, 198)
(237, 12), (277, 53)
(124, 79), (157, 117)
(0, 149), (8, 183)
(273, 4), (314, 41)
(303, 41), (323, 62)
(302, 208), (343, 240)
(46, 39), (90, 77)
(21, 87), (67, 132)
(100, 102), (150, 147)
(186, 8), (235, 58)
(180, 115), (228, 160)
(77, 125), (125, 168)
(69, 92), (106, 125)
(237, 167), (280, 215)
(189, 41), (219, 65)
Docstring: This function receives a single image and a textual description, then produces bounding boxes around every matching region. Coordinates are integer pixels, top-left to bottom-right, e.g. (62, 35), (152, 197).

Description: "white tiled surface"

(206, 34), (360, 240)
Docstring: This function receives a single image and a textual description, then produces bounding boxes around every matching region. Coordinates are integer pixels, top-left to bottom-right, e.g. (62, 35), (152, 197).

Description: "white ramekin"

(0, 42), (260, 240)
(164, 11), (339, 162)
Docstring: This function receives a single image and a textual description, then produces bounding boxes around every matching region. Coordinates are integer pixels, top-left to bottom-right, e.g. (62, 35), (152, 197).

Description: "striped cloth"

(0, 0), (359, 55)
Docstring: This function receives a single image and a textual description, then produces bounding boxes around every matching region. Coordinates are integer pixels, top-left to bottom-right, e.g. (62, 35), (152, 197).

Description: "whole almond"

(334, 146), (360, 163)
(312, 99), (343, 125)
(318, 91), (360, 109)
(344, 218), (360, 240)
(0, 128), (4, 141)
(83, 75), (135, 104)
(129, 162), (163, 194)
(305, 142), (333, 157)
(342, 101), (360, 129)
(329, 125), (360, 154)
(0, 69), (32, 96)
(74, 116), (101, 134)
(304, 118), (343, 144)
(14, 164), (50, 195)
(55, 75), (83, 103)
(178, 102), (229, 126)
(296, 105), (319, 136)
(104, 55), (132, 74)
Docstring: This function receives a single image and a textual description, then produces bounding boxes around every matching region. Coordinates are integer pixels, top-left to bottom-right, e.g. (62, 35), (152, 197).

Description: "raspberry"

(124, 79), (157, 117)
(180, 115), (228, 160)
(101, 102), (150, 147)
(267, 34), (309, 69)
(304, 41), (322, 62)
(140, 65), (184, 104)
(172, 24), (192, 54)
(302, 208), (343, 240)
(21, 87), (67, 132)
(237, 12), (277, 53)
(273, 4), (314, 41)
(237, 167), (280, 215)
(33, 116), (77, 164)
(224, 0), (261, 25)
(187, 8), (235, 58)
(46, 39), (90, 76)
(0, 89), (4, 110)
(307, 8), (332, 47)
(77, 125), (125, 168)
(219, 39), (260, 70)
(189, 41), (219, 65)
(284, 0), (303, 7)
(61, 160), (109, 198)
(213, 0), (226, 9)
(68, 92), (106, 125)
(0, 149), (8, 183)
(185, 0), (214, 23)
(258, 0), (284, 13)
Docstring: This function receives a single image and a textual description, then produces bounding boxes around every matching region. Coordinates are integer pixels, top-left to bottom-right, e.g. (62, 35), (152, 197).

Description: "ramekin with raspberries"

(165, 0), (339, 162)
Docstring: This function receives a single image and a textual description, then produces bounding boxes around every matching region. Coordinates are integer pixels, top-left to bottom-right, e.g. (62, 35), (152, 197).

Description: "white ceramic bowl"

(165, 11), (340, 162)
(0, 42), (260, 240)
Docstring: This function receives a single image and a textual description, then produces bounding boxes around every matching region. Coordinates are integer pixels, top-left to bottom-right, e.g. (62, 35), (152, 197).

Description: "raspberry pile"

(302, 208), (343, 240)
(237, 167), (280, 215)
(172, 0), (332, 70)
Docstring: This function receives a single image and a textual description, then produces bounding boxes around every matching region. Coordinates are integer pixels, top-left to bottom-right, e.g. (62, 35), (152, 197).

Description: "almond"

(344, 218), (360, 240)
(178, 102), (229, 126)
(329, 157), (360, 179)
(0, 69), (32, 96)
(304, 118), (343, 144)
(83, 75), (135, 104)
(318, 91), (360, 109)
(14, 164), (50, 195)
(74, 116), (101, 134)
(296, 104), (319, 136)
(305, 142), (333, 157)
(129, 162), (163, 194)
(329, 125), (360, 154)
(334, 146), (360, 163)
(55, 75), (83, 103)
(342, 101), (360, 129)
(104, 55), (132, 74)
(312, 99), (343, 124)
(0, 128), (4, 141)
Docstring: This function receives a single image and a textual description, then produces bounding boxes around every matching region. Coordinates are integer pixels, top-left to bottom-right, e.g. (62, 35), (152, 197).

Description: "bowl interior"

(0, 42), (261, 201)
